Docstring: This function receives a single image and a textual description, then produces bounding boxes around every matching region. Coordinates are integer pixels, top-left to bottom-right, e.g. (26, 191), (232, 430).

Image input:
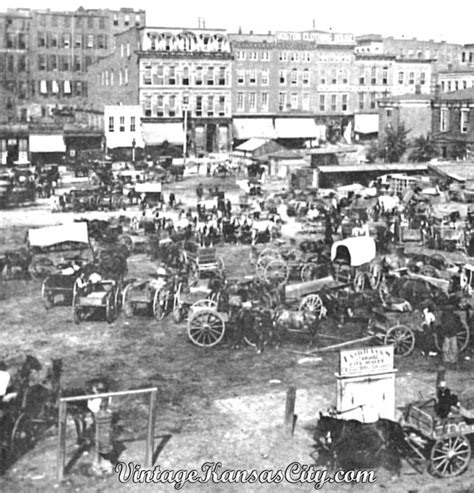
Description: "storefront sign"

(339, 346), (394, 377)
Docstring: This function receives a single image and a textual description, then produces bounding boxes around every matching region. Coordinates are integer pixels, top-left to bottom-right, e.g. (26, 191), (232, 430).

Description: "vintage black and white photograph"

(1, 0), (474, 491)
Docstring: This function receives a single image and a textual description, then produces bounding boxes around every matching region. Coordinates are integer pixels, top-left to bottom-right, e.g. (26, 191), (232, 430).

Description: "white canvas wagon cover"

(28, 222), (89, 247)
(331, 236), (376, 267)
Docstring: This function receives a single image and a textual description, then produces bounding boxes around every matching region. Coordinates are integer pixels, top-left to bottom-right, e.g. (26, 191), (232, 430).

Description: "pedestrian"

(206, 162), (211, 177)
(196, 183), (203, 201)
(420, 304), (437, 356)
(169, 193), (176, 208)
(438, 309), (460, 364)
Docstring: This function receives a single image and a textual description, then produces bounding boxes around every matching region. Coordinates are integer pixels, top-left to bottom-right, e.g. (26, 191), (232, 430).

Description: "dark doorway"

(206, 124), (216, 153)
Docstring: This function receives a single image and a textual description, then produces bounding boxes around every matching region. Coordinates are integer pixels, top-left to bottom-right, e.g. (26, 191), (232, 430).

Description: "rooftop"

(428, 162), (474, 182)
(435, 87), (474, 101)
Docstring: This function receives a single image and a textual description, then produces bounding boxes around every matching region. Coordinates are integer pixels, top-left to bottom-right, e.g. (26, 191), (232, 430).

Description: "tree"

(409, 134), (438, 162)
(379, 124), (410, 163)
(451, 141), (467, 160)
(365, 141), (380, 163)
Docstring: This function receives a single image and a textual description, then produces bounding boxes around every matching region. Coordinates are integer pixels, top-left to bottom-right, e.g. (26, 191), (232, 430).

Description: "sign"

(339, 345), (393, 378)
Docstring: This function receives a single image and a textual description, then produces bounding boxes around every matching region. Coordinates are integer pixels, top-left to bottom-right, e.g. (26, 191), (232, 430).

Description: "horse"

(1, 248), (32, 279)
(312, 412), (408, 478)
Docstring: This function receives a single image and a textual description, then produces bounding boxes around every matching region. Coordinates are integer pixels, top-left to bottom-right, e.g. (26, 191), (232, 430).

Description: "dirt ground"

(1, 175), (474, 492)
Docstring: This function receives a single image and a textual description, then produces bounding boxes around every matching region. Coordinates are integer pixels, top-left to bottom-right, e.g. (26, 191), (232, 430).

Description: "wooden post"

(56, 401), (67, 482)
(284, 386), (297, 436)
(145, 389), (157, 467)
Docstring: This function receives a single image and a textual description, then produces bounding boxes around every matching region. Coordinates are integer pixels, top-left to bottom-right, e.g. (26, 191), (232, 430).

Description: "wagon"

(431, 225), (466, 252)
(402, 399), (474, 477)
(184, 243), (225, 281)
(72, 278), (121, 324)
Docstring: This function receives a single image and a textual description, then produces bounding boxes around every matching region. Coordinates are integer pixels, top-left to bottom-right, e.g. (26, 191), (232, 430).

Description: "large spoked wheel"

(29, 256), (55, 280)
(118, 234), (133, 252)
(153, 288), (168, 320)
(299, 294), (325, 319)
(187, 309), (225, 347)
(353, 271), (366, 292)
(173, 283), (183, 323)
(384, 324), (415, 357)
(191, 299), (218, 312)
(122, 283), (135, 318)
(264, 259), (289, 287)
(300, 263), (319, 282)
(10, 413), (34, 459)
(369, 263), (383, 290)
(434, 320), (470, 353)
(41, 279), (53, 310)
(114, 281), (122, 314)
(259, 248), (281, 261)
(429, 435), (471, 477)
(105, 293), (115, 324)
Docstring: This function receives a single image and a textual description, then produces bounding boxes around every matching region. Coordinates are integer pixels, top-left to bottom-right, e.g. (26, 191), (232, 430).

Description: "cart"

(402, 399), (473, 477)
(72, 278), (121, 324)
(184, 243), (225, 280)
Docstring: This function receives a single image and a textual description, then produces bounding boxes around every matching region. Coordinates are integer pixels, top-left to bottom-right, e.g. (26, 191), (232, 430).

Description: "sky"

(6, 0), (474, 45)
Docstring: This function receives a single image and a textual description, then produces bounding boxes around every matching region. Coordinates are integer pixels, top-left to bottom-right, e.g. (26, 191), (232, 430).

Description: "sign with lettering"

(339, 346), (394, 377)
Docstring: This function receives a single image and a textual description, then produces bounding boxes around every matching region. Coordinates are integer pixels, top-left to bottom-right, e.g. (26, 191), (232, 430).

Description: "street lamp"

(131, 137), (136, 163)
(182, 93), (190, 165)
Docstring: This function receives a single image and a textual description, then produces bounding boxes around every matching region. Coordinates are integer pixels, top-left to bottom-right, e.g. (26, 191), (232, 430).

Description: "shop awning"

(29, 134), (66, 153)
(233, 118), (276, 140)
(354, 114), (379, 134)
(274, 118), (321, 139)
(28, 222), (89, 248)
(142, 123), (184, 145)
(235, 138), (272, 153)
(135, 182), (162, 193)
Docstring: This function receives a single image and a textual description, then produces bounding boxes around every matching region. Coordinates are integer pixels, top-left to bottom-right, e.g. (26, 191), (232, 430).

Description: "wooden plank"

(56, 401), (67, 482)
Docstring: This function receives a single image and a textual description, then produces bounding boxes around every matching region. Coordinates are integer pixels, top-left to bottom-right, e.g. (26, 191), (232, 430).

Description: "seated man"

(0, 362), (17, 410)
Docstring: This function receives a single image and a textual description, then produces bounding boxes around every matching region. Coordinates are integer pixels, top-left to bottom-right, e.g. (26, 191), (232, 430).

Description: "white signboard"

(339, 345), (394, 378)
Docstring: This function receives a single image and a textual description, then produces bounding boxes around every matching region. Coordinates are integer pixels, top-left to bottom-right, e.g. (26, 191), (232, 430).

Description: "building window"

(279, 52), (288, 62)
(289, 93), (298, 109)
(342, 94), (348, 111)
(237, 92), (244, 111)
(249, 69), (257, 84)
(74, 55), (81, 72)
(279, 70), (287, 85)
(18, 56), (27, 72)
(249, 51), (258, 60)
(261, 92), (269, 111)
(75, 34), (82, 48)
(196, 96), (203, 116)
(302, 92), (310, 111)
(218, 96), (226, 116)
(370, 92), (376, 109)
(196, 67), (203, 85)
(371, 66), (377, 85)
(121, 44), (124, 57)
(109, 116), (114, 132)
(124, 67), (128, 84)
(386, 109), (392, 118)
(7, 55), (14, 72)
(342, 70), (348, 84)
(319, 94), (325, 112)
(63, 33), (71, 49)
(169, 95), (176, 116)
(320, 71), (326, 85)
(169, 66), (176, 85)
(130, 116), (136, 132)
(144, 65), (152, 85)
(463, 80), (468, 89)
(183, 67), (190, 85)
(291, 69), (298, 85)
(262, 52), (270, 61)
(279, 92), (287, 111)
(135, 14), (141, 27)
(440, 108), (449, 132)
(303, 69), (310, 85)
(219, 67), (226, 85)
(455, 81), (459, 91)
(113, 13), (118, 26)
(359, 67), (365, 85)
(447, 81), (452, 92)
(249, 92), (256, 111)
(382, 68), (388, 85)
(87, 35), (94, 49)
(124, 14), (130, 26)
(331, 94), (337, 111)
(237, 69), (245, 85)
(38, 55), (47, 71)
(409, 72), (415, 84)
(261, 69), (269, 85)
(119, 116), (125, 132)
(6, 33), (14, 49)
(420, 72), (426, 85)
(50, 55), (57, 71)
(157, 95), (164, 117)
(207, 66), (214, 85)
(358, 92), (364, 110)
(62, 55), (70, 71)
(461, 109), (469, 133)
(38, 32), (47, 48)
(99, 17), (105, 29)
(331, 69), (337, 85)
(126, 42), (130, 57)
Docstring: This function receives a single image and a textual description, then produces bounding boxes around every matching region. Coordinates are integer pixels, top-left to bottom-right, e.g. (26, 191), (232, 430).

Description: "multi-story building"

(0, 7), (145, 123)
(88, 26), (233, 154)
(432, 87), (474, 158)
(438, 68), (474, 93)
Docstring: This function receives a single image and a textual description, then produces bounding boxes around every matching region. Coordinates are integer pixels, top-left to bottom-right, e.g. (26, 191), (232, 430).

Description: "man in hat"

(420, 304), (437, 356)
(438, 308), (461, 364)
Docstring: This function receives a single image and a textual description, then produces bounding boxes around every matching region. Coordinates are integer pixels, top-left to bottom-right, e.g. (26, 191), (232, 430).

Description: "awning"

(233, 118), (276, 140)
(28, 222), (89, 248)
(354, 114), (379, 134)
(142, 122), (184, 145)
(331, 236), (376, 267)
(29, 134), (66, 153)
(135, 182), (162, 193)
(235, 138), (271, 152)
(274, 118), (321, 139)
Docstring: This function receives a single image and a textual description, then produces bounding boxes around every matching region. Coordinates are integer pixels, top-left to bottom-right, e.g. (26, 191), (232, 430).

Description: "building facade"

(432, 87), (474, 158)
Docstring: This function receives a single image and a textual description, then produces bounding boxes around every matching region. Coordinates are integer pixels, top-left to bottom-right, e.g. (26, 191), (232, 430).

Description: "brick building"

(432, 87), (474, 158)
(88, 26), (233, 154)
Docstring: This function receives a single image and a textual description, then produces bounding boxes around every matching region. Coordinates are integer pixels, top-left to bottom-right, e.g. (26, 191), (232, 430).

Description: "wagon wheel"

(299, 294), (325, 319)
(384, 324), (415, 357)
(122, 283), (135, 318)
(353, 271), (366, 292)
(41, 279), (53, 310)
(258, 248), (281, 261)
(434, 320), (470, 353)
(29, 256), (55, 280)
(173, 283), (183, 323)
(191, 299), (218, 312)
(153, 288), (168, 320)
(105, 293), (115, 324)
(10, 413), (34, 459)
(430, 435), (471, 477)
(187, 309), (225, 347)
(72, 279), (81, 324)
(283, 248), (300, 261)
(118, 234), (133, 251)
(369, 263), (383, 290)
(256, 255), (275, 280)
(300, 263), (319, 282)
(420, 265), (438, 277)
(264, 259), (289, 287)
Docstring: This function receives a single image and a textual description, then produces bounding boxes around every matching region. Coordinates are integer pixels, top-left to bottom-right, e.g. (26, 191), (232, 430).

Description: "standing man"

(438, 309), (461, 364)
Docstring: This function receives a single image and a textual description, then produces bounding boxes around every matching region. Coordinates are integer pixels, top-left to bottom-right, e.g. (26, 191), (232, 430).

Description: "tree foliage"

(379, 124), (410, 163)
(409, 134), (438, 162)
